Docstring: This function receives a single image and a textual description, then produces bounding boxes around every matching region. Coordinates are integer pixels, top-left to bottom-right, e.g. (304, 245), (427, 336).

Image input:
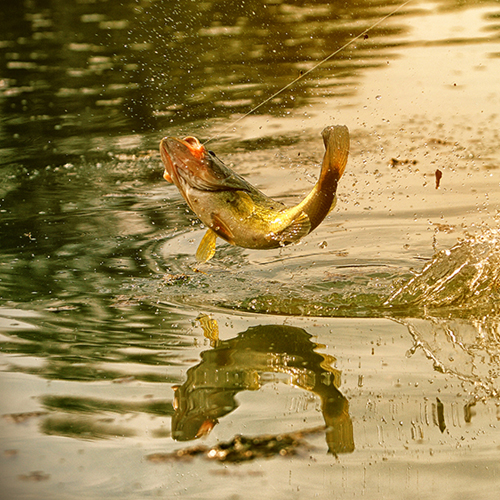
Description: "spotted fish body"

(160, 125), (349, 262)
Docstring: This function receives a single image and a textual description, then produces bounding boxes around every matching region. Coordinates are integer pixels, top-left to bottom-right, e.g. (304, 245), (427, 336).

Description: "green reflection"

(0, 303), (192, 383)
(41, 395), (173, 416)
(37, 395), (173, 439)
(40, 416), (137, 440)
(0, 0), (408, 166)
(172, 319), (354, 455)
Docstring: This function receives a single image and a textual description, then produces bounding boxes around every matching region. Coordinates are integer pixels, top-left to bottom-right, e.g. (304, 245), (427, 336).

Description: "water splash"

(388, 228), (500, 399)
(386, 229), (500, 315)
(401, 316), (500, 399)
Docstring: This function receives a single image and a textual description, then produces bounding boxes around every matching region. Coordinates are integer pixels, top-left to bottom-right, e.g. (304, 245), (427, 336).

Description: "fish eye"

(207, 150), (225, 165)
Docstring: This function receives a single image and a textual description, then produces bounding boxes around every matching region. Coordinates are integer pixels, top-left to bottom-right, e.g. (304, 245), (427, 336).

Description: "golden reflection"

(172, 317), (354, 455)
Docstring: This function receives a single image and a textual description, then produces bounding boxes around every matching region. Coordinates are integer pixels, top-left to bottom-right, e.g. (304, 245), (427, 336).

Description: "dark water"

(0, 0), (406, 167)
(1, 1), (500, 499)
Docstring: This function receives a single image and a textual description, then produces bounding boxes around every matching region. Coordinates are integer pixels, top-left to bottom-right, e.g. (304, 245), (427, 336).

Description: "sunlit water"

(1, 1), (500, 499)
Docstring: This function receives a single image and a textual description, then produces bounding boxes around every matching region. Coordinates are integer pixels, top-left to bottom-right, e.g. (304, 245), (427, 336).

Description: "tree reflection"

(0, 0), (406, 166)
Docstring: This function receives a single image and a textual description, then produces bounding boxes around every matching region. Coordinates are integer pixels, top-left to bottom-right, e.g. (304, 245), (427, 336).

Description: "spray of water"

(203, 0), (416, 145)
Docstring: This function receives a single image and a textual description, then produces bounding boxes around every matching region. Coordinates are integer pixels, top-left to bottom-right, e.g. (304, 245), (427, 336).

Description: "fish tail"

(321, 125), (350, 182)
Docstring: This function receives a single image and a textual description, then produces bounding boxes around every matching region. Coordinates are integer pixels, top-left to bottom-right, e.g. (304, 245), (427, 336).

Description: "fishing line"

(203, 0), (415, 145)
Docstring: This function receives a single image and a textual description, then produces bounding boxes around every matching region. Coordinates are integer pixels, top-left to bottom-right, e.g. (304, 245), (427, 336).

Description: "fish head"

(171, 384), (219, 441)
(160, 135), (244, 195)
(160, 136), (209, 187)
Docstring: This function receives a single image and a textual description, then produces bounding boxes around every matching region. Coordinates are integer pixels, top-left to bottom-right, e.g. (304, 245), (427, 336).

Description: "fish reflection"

(172, 318), (354, 455)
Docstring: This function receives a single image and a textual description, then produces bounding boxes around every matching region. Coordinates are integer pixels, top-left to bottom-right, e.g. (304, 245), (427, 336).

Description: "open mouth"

(160, 136), (211, 190)
(160, 138), (175, 183)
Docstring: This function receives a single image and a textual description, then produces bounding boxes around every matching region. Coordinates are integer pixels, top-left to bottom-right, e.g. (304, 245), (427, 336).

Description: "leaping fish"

(160, 125), (349, 262)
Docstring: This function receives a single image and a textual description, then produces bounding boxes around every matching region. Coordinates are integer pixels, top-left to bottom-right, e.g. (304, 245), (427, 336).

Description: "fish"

(160, 125), (349, 262)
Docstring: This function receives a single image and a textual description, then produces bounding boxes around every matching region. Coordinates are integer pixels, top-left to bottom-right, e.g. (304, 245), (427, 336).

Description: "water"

(1, 0), (500, 498)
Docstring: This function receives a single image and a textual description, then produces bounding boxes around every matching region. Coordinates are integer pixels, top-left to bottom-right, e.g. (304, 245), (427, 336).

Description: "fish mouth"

(160, 134), (251, 195)
(160, 135), (213, 191)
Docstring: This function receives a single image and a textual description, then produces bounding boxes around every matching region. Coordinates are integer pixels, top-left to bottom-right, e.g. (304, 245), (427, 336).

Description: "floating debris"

(146, 427), (323, 464)
(3, 411), (48, 424)
(435, 397), (446, 433)
(435, 168), (442, 189)
(162, 273), (190, 285)
(110, 295), (147, 307)
(389, 158), (417, 167)
(18, 471), (50, 482)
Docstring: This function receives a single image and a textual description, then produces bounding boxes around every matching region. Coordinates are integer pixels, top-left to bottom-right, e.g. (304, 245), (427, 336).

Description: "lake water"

(1, 0), (500, 498)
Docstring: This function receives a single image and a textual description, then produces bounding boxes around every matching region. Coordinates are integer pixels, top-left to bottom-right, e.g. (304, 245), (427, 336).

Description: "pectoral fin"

(273, 211), (311, 246)
(196, 229), (217, 262)
(211, 214), (234, 243)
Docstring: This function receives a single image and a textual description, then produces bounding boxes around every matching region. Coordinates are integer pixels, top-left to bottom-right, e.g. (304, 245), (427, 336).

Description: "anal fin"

(196, 229), (217, 263)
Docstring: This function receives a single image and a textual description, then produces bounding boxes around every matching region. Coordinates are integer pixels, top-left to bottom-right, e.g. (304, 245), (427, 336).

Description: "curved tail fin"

(321, 125), (350, 182)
